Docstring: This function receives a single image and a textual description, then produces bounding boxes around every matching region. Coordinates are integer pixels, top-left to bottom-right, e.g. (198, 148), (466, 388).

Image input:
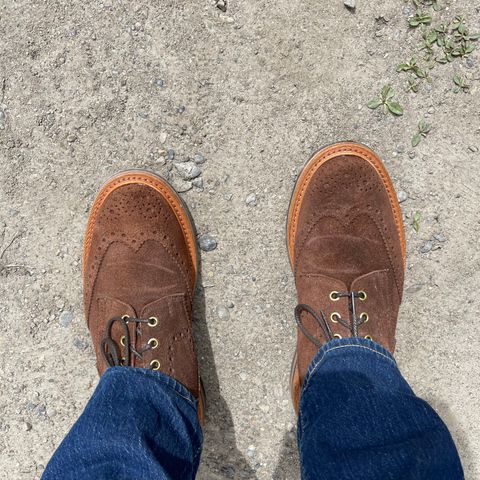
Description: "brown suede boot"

(287, 142), (406, 412)
(83, 170), (205, 422)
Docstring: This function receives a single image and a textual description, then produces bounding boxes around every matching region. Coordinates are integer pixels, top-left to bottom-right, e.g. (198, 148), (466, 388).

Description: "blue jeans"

(43, 338), (463, 479)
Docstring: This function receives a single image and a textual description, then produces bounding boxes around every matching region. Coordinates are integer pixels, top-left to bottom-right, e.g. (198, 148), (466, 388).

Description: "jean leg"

(297, 338), (463, 480)
(43, 367), (202, 480)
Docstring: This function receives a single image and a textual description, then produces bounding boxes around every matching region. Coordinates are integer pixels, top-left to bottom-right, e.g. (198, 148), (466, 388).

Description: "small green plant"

(409, 11), (432, 28)
(412, 0), (441, 11)
(412, 119), (432, 147)
(412, 212), (421, 232)
(368, 85), (404, 116)
(407, 77), (421, 93)
(453, 74), (470, 93)
(397, 57), (428, 78)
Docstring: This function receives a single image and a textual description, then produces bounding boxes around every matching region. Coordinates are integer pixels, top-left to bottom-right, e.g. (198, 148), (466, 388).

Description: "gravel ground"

(1, 1), (479, 479)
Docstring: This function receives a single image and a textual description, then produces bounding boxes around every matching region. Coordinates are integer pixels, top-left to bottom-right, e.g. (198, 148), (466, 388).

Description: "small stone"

(344, 0), (356, 9)
(193, 153), (206, 164)
(167, 149), (175, 161)
(154, 79), (165, 87)
(223, 192), (233, 201)
(433, 233), (446, 243)
(216, 0), (227, 12)
(0, 109), (6, 123)
(191, 177), (204, 189)
(172, 178), (193, 193)
(159, 132), (167, 144)
(22, 422), (32, 432)
(73, 338), (89, 351)
(67, 134), (77, 143)
(198, 234), (217, 252)
(420, 241), (433, 254)
(246, 445), (256, 458)
(245, 193), (257, 207)
(406, 284), (423, 293)
(408, 151), (415, 159)
(46, 408), (57, 418)
(466, 57), (475, 69)
(239, 372), (247, 381)
(59, 311), (74, 327)
(174, 162), (201, 180)
(397, 191), (408, 203)
(468, 145), (478, 153)
(215, 305), (230, 321)
(227, 301), (235, 309)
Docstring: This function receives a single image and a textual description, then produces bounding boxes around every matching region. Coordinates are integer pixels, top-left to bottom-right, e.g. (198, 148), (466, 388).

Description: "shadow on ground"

(193, 271), (258, 480)
(272, 429), (300, 480)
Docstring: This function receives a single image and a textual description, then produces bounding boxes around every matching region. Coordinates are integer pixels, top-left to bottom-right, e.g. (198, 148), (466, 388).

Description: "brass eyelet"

(121, 357), (126, 365)
(121, 315), (130, 321)
(150, 359), (161, 370)
(360, 312), (369, 323)
(148, 316), (158, 327)
(148, 338), (159, 349)
(330, 312), (340, 323)
(365, 335), (373, 340)
(329, 291), (340, 301)
(333, 333), (342, 339)
(358, 291), (367, 301)
(120, 335), (126, 346)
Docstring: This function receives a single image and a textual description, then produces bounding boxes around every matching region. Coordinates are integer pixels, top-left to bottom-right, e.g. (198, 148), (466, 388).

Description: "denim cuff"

(302, 337), (397, 394)
(103, 366), (198, 409)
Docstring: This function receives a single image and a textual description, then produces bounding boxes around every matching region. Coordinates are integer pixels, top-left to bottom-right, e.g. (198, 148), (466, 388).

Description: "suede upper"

(83, 177), (199, 398)
(290, 148), (405, 388)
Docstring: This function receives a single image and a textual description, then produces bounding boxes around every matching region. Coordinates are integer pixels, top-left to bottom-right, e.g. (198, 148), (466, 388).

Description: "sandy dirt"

(0, 1), (479, 478)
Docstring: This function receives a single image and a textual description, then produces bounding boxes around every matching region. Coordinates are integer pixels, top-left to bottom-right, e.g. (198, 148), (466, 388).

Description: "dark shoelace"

(101, 315), (157, 368)
(295, 291), (368, 347)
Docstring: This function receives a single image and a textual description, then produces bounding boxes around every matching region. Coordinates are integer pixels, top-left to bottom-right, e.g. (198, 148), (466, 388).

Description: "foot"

(287, 142), (406, 412)
(83, 170), (205, 421)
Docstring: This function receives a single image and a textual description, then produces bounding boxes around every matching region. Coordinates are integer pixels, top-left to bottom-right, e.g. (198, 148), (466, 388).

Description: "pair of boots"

(84, 142), (403, 416)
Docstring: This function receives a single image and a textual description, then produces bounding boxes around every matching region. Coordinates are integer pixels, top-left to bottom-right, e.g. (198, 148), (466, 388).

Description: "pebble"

(433, 233), (446, 243)
(227, 301), (235, 309)
(406, 284), (423, 293)
(154, 79), (165, 87)
(167, 149), (175, 161)
(73, 338), (89, 351)
(191, 177), (204, 189)
(22, 421), (32, 432)
(246, 445), (256, 458)
(159, 132), (167, 144)
(397, 190), (408, 203)
(174, 162), (201, 180)
(344, 0), (356, 9)
(239, 372), (247, 381)
(468, 145), (478, 153)
(408, 151), (415, 159)
(215, 305), (230, 321)
(172, 178), (193, 193)
(245, 193), (257, 207)
(216, 0), (227, 12)
(0, 109), (6, 124)
(59, 311), (74, 327)
(198, 234), (217, 252)
(223, 192), (233, 201)
(193, 153), (206, 164)
(420, 241), (433, 254)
